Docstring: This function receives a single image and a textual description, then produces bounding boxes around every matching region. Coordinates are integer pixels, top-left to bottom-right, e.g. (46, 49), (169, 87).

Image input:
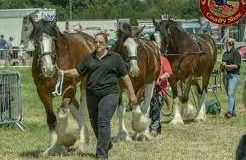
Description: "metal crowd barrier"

(208, 69), (222, 92)
(0, 71), (24, 130)
(215, 42), (224, 51)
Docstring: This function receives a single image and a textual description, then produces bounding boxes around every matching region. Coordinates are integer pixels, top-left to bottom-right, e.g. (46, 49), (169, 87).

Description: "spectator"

(65, 23), (82, 33)
(6, 36), (13, 60)
(220, 38), (241, 119)
(149, 55), (172, 136)
(18, 40), (28, 65)
(0, 34), (7, 59)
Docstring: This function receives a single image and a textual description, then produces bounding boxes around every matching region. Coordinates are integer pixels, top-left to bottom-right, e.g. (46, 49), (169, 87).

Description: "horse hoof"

(116, 131), (132, 141)
(194, 117), (206, 122)
(69, 141), (87, 153)
(42, 145), (67, 156)
(131, 132), (152, 141)
(170, 119), (184, 125)
(142, 132), (152, 141)
(42, 151), (49, 157)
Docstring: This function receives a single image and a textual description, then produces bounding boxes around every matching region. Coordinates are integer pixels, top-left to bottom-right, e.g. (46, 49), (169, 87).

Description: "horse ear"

(137, 26), (145, 36)
(153, 19), (159, 27)
(29, 16), (37, 28)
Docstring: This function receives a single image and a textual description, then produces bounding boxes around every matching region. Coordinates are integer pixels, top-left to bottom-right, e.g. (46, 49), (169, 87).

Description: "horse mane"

(117, 23), (132, 38)
(162, 19), (186, 34)
(29, 19), (64, 41)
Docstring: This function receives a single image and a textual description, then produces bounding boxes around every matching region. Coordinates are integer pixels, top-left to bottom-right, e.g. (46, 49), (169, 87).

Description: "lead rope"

(52, 70), (64, 96)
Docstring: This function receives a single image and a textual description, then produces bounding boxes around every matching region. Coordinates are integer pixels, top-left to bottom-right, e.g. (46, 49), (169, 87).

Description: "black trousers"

(149, 92), (164, 133)
(86, 92), (118, 158)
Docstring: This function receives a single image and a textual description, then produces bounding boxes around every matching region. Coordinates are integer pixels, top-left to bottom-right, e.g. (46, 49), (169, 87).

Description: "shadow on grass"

(19, 150), (42, 158)
(77, 153), (96, 158)
(19, 149), (96, 159)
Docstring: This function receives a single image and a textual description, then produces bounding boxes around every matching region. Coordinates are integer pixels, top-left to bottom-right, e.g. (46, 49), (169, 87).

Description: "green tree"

(0, 0), (200, 21)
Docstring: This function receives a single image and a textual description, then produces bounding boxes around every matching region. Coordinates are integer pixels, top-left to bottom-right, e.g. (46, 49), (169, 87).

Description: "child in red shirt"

(149, 55), (172, 136)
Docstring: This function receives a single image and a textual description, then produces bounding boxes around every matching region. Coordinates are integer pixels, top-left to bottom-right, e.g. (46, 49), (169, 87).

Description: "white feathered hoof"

(42, 144), (67, 156)
(69, 140), (88, 153)
(194, 115), (207, 122)
(142, 132), (152, 141)
(170, 116), (184, 125)
(131, 106), (150, 133)
(116, 130), (132, 141)
(132, 132), (152, 141)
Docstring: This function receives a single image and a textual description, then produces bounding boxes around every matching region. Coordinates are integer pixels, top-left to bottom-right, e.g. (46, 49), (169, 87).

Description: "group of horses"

(29, 17), (217, 156)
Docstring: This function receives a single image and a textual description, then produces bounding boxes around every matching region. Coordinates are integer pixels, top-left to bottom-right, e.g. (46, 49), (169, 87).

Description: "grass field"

(0, 67), (246, 160)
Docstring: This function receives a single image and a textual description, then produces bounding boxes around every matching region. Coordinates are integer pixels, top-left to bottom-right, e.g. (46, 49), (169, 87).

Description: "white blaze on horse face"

(154, 31), (162, 49)
(40, 33), (55, 77)
(124, 37), (140, 77)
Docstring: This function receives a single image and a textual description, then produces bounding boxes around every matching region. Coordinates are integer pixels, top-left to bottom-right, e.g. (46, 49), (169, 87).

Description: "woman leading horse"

(29, 18), (94, 155)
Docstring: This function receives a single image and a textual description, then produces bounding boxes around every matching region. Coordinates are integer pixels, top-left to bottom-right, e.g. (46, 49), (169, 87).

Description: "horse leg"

(43, 97), (72, 156)
(131, 83), (155, 141)
(180, 78), (193, 120)
(169, 79), (184, 125)
(116, 92), (132, 141)
(47, 87), (77, 156)
(37, 91), (59, 156)
(194, 75), (209, 122)
(142, 83), (155, 140)
(70, 87), (89, 151)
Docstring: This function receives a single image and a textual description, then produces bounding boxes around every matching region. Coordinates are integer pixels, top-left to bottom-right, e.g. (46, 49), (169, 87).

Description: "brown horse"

(153, 18), (217, 124)
(29, 18), (95, 155)
(111, 23), (160, 140)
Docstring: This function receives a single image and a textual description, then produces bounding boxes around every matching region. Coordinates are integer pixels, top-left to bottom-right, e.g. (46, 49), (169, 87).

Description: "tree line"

(0, 0), (200, 24)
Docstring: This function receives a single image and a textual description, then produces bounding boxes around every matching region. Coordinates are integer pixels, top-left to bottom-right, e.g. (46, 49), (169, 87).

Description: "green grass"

(0, 66), (246, 160)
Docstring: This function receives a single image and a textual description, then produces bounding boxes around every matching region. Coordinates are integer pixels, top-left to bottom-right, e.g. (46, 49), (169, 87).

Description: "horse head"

(117, 23), (145, 77)
(153, 17), (177, 53)
(29, 18), (63, 77)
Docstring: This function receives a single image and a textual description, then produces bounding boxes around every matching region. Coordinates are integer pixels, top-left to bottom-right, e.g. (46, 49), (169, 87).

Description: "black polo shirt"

(76, 50), (127, 97)
(222, 47), (241, 74)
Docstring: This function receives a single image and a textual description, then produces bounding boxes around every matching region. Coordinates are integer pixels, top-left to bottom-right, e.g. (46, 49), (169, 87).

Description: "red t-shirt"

(155, 55), (172, 95)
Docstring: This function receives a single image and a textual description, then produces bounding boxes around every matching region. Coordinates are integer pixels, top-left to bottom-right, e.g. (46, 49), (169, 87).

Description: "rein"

(52, 69), (64, 96)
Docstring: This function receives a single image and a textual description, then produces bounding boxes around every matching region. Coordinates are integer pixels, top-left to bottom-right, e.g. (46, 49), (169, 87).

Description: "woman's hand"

(156, 78), (161, 85)
(58, 69), (64, 74)
(129, 93), (138, 105)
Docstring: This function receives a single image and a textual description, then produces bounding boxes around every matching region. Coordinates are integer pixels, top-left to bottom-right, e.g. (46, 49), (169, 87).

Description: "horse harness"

(34, 40), (65, 96)
(191, 35), (207, 54)
(161, 24), (211, 79)
(124, 39), (160, 71)
(163, 23), (207, 57)
(35, 40), (58, 68)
